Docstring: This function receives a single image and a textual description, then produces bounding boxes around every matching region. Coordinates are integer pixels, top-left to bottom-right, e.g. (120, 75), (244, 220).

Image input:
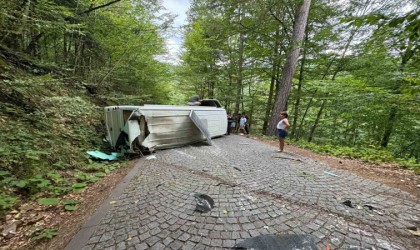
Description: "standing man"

(239, 114), (247, 135)
(242, 112), (250, 134)
(226, 114), (232, 135)
(276, 111), (290, 152)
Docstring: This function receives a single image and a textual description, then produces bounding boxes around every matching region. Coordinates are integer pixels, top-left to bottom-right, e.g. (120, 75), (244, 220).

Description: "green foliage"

(0, 194), (18, 215)
(38, 198), (60, 206)
(295, 141), (420, 172)
(63, 199), (80, 211)
(31, 226), (58, 241)
(72, 182), (88, 193)
(64, 205), (78, 211)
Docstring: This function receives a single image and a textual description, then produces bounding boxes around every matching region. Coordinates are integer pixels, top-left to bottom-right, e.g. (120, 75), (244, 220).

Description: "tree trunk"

(290, 32), (308, 138)
(380, 46), (412, 148)
(235, 31), (244, 114)
(20, 0), (32, 51)
(267, 0), (311, 135)
(262, 29), (280, 134)
(380, 105), (397, 147)
(308, 99), (326, 142)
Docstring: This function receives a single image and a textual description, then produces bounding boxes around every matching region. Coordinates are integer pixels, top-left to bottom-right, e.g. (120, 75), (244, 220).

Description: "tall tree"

(267, 0), (311, 135)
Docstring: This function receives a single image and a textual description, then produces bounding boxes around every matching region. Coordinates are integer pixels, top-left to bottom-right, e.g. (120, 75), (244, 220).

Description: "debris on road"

(233, 166), (242, 172)
(298, 171), (316, 180)
(363, 204), (385, 216)
(342, 200), (354, 208)
(407, 228), (420, 236)
(245, 195), (254, 203)
(193, 193), (215, 213)
(272, 155), (303, 162)
(233, 234), (318, 249)
(324, 171), (339, 177)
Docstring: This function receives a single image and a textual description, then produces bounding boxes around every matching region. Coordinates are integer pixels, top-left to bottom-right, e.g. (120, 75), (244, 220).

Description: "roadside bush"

(295, 140), (419, 172)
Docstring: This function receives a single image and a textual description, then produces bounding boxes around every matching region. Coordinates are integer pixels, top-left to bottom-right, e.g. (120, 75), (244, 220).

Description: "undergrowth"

(0, 67), (125, 217)
(258, 135), (420, 174)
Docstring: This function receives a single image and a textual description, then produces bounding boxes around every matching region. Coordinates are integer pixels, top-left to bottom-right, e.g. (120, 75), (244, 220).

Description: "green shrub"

(293, 140), (419, 171)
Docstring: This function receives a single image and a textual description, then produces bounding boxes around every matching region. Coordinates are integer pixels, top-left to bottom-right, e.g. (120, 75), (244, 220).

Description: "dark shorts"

(276, 129), (288, 138)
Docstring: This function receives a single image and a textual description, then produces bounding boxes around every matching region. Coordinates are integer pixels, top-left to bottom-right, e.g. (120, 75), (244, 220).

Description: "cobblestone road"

(69, 135), (420, 250)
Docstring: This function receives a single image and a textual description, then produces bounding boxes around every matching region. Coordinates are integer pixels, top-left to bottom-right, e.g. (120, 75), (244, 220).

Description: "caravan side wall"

(104, 105), (227, 151)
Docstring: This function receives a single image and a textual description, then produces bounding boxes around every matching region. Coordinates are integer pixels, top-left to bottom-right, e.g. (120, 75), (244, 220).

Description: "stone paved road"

(67, 135), (420, 250)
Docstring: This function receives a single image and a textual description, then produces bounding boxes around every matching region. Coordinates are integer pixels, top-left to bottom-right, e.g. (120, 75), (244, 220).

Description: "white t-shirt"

(277, 119), (288, 130)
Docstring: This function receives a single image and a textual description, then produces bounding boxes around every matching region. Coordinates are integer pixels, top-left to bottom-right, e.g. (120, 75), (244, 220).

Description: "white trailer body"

(104, 102), (227, 152)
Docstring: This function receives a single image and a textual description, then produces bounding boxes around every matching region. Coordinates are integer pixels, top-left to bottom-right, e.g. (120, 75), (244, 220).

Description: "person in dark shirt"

(226, 114), (233, 135)
(242, 112), (250, 134)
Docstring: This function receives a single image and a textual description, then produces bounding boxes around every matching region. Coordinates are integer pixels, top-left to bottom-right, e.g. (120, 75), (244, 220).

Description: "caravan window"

(200, 99), (222, 107)
(123, 110), (133, 125)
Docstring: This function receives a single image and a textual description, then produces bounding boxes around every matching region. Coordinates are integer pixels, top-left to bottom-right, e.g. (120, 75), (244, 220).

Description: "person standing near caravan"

(239, 114), (247, 135)
(226, 114), (232, 135)
(276, 111), (290, 152)
(242, 112), (250, 134)
(230, 113), (237, 134)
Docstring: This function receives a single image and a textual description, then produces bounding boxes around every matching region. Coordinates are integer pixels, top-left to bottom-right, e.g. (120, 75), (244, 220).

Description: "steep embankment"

(0, 46), (128, 247)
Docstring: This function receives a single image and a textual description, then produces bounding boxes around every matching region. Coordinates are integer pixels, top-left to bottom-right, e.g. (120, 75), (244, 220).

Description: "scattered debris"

(233, 234), (318, 249)
(245, 195), (254, 203)
(193, 193), (215, 213)
(109, 201), (117, 205)
(272, 155), (302, 162)
(215, 182), (237, 187)
(407, 228), (420, 236)
(342, 200), (354, 208)
(156, 183), (163, 188)
(298, 171), (316, 180)
(324, 171), (339, 177)
(363, 204), (384, 216)
(339, 201), (386, 216)
(87, 151), (122, 161)
(146, 155), (156, 160)
(233, 166), (242, 172)
(202, 168), (210, 172)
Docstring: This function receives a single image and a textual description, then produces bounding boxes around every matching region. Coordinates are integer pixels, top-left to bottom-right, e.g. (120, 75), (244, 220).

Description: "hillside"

(0, 46), (119, 215)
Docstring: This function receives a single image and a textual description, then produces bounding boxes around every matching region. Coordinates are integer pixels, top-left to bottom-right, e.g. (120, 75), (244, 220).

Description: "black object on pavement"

(342, 200), (354, 208)
(193, 193), (215, 213)
(233, 234), (318, 250)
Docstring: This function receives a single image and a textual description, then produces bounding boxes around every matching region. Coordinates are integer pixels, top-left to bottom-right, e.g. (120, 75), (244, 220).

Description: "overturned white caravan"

(104, 100), (227, 153)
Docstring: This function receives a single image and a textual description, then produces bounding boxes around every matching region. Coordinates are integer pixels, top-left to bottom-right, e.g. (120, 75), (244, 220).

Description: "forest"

(0, 0), (419, 241)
